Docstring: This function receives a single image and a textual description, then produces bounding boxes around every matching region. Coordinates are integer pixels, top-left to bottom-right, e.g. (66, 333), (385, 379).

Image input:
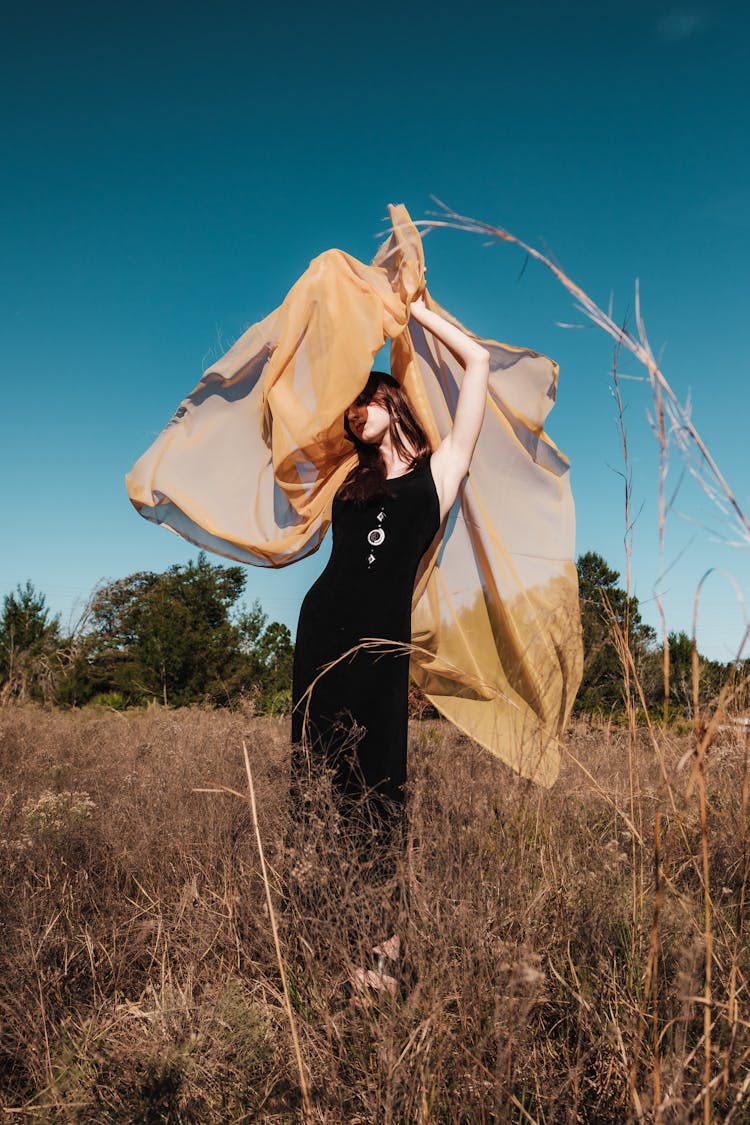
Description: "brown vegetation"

(1, 705), (749, 1122)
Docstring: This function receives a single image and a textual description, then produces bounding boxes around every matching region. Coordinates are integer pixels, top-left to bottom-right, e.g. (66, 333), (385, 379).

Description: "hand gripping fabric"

(126, 205), (583, 786)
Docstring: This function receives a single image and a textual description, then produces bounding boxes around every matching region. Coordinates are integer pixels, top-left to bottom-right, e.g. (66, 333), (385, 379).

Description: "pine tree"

(0, 581), (61, 702)
(575, 551), (656, 714)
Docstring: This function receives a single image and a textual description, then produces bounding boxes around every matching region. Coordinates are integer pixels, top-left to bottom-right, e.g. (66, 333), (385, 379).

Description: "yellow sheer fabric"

(126, 205), (582, 786)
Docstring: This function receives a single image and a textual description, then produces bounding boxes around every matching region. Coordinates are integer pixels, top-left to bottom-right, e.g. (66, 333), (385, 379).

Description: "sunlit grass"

(1, 704), (749, 1122)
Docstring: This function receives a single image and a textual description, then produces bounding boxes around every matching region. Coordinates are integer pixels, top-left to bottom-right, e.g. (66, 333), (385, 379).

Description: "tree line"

(0, 554), (293, 713)
(0, 550), (741, 719)
(575, 551), (736, 720)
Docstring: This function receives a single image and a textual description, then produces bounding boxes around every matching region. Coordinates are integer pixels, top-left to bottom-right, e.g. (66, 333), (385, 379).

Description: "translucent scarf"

(126, 205), (582, 785)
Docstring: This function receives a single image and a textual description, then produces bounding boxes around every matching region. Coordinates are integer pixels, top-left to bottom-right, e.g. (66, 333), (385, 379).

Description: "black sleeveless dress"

(291, 458), (440, 815)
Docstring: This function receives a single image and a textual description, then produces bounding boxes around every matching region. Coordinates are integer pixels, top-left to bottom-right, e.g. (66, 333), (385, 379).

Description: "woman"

(125, 207), (580, 987)
(290, 297), (490, 890)
(127, 209), (580, 797)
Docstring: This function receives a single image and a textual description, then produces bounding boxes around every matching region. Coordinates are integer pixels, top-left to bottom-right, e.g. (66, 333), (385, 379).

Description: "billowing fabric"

(126, 205), (582, 786)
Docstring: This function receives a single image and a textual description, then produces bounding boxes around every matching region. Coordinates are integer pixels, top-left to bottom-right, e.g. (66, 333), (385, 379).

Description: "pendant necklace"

(366, 508), (386, 567)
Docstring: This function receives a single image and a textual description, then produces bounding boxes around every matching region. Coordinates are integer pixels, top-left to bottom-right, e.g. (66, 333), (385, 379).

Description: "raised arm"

(408, 296), (490, 522)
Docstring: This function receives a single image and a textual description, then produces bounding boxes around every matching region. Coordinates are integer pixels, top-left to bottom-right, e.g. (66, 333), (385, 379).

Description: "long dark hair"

(339, 371), (432, 504)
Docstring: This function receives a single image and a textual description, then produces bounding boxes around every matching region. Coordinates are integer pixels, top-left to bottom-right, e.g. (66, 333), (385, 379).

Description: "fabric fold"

(126, 203), (582, 785)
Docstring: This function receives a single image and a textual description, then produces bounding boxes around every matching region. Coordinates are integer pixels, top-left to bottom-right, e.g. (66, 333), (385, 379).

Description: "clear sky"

(2, 0), (748, 661)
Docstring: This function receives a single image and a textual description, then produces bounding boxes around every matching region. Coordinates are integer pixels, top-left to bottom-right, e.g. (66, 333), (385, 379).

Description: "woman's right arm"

(408, 297), (490, 522)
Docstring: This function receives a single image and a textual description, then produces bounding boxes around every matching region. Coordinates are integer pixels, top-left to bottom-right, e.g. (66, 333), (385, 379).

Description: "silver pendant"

(367, 508), (386, 567)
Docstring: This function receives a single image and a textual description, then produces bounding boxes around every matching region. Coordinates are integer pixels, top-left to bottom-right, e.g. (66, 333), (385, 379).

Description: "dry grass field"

(1, 705), (749, 1123)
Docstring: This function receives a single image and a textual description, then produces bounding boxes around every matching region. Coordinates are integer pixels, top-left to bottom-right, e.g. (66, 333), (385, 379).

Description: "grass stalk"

(242, 739), (313, 1122)
(697, 755), (713, 1125)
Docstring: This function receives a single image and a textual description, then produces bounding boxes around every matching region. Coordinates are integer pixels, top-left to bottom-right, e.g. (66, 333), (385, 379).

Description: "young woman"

(290, 296), (490, 843)
(126, 222), (579, 997)
(125, 209), (579, 992)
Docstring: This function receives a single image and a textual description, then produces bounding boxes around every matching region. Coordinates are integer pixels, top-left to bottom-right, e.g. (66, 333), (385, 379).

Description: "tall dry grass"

(1, 704), (749, 1122)
(3, 204), (749, 1122)
(410, 199), (750, 1122)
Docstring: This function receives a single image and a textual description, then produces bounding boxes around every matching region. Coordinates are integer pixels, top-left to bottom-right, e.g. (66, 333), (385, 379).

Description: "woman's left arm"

(408, 297), (490, 521)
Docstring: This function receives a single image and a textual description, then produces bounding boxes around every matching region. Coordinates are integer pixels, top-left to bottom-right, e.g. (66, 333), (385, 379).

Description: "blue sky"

(2, 0), (748, 661)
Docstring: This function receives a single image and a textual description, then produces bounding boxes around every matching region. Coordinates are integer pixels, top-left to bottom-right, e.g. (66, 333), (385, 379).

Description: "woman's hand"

(408, 295), (487, 369)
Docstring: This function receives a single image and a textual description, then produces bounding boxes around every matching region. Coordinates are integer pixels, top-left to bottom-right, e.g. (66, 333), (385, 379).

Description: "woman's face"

(346, 394), (391, 444)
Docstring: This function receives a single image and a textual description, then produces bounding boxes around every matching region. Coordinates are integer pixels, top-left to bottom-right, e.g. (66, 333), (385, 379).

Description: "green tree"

(0, 581), (61, 703)
(61, 554), (294, 710)
(643, 630), (730, 717)
(667, 630), (694, 711)
(79, 554), (248, 705)
(237, 605), (295, 713)
(575, 551), (656, 715)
